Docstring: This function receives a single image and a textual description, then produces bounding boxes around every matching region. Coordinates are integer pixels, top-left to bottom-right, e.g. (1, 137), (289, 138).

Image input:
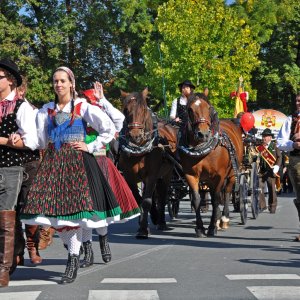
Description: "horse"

(178, 93), (244, 237)
(118, 88), (177, 239)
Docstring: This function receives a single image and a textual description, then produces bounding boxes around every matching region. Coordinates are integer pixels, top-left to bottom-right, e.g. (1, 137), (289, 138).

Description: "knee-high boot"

(25, 225), (42, 264)
(10, 217), (25, 275)
(0, 210), (16, 287)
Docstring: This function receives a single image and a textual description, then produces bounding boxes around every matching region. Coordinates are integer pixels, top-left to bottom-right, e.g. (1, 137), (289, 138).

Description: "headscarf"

(53, 66), (77, 99)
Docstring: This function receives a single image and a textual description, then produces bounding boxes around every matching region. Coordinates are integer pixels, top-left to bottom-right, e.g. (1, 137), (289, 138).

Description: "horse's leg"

(186, 175), (206, 238)
(155, 174), (172, 230)
(207, 190), (221, 237)
(220, 192), (230, 230)
(136, 179), (156, 239)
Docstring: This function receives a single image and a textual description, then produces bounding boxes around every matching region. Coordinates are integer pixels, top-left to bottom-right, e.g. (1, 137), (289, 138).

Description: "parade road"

(1, 192), (300, 300)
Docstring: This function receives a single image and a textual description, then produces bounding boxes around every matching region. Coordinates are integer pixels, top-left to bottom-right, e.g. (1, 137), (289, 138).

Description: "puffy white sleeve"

(99, 97), (125, 132)
(276, 116), (294, 152)
(80, 101), (116, 150)
(16, 101), (39, 150)
(35, 103), (53, 150)
(169, 98), (178, 119)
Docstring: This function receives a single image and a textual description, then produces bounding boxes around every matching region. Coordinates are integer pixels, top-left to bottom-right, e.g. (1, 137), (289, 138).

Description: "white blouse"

(36, 98), (116, 153)
(98, 96), (125, 132)
(277, 115), (296, 152)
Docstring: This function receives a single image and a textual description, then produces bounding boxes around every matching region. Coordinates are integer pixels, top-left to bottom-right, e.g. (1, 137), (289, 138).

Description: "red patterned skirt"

(95, 155), (140, 220)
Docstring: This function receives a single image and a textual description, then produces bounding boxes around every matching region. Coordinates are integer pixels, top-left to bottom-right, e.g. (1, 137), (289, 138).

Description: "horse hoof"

(200, 207), (208, 213)
(220, 220), (229, 230)
(156, 224), (171, 231)
(195, 228), (206, 238)
(136, 228), (150, 239)
(207, 227), (217, 237)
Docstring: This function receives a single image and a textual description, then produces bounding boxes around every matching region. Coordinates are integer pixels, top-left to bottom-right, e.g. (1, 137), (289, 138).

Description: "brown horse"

(179, 93), (243, 237)
(118, 88), (177, 238)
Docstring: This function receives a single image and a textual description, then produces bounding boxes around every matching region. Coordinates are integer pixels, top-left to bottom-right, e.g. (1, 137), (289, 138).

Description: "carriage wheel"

(239, 174), (249, 225)
(250, 162), (259, 219)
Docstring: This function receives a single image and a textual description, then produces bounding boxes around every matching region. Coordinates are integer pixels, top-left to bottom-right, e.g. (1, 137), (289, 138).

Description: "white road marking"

(0, 291), (41, 300)
(247, 286), (300, 299)
(9, 280), (57, 286)
(79, 244), (172, 277)
(226, 274), (300, 280)
(101, 278), (177, 283)
(89, 290), (159, 300)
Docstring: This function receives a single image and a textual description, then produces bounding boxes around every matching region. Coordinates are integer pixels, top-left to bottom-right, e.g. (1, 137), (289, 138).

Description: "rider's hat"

(178, 79), (196, 91)
(261, 128), (274, 137)
(0, 58), (22, 87)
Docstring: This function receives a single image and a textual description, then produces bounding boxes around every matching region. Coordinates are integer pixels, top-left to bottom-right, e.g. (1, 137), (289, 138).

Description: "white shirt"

(5, 90), (39, 150)
(36, 98), (116, 153)
(169, 96), (187, 119)
(97, 96), (125, 132)
(276, 115), (294, 152)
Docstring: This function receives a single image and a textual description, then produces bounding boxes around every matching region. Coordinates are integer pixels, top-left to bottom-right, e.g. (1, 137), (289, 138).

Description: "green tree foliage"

(0, 0), (162, 106)
(250, 0), (300, 113)
(140, 0), (260, 117)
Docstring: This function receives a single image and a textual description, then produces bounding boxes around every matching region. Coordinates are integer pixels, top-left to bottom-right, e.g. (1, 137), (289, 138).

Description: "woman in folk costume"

(78, 82), (140, 268)
(21, 67), (122, 284)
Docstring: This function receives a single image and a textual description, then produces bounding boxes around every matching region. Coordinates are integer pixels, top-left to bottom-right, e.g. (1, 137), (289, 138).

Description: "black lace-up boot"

(99, 234), (111, 263)
(60, 254), (80, 284)
(80, 241), (94, 268)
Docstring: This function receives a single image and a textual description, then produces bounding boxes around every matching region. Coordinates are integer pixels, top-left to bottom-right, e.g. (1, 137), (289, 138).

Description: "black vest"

(176, 97), (188, 124)
(0, 99), (27, 167)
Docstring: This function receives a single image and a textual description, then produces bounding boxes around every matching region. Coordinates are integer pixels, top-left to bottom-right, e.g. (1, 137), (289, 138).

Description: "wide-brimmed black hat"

(261, 128), (274, 137)
(178, 79), (195, 90)
(0, 58), (22, 87)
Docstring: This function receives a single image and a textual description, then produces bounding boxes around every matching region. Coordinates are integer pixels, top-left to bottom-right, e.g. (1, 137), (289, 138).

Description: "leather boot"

(99, 234), (111, 263)
(80, 241), (94, 268)
(60, 254), (80, 284)
(0, 210), (16, 288)
(25, 225), (42, 264)
(10, 217), (25, 275)
(39, 227), (55, 250)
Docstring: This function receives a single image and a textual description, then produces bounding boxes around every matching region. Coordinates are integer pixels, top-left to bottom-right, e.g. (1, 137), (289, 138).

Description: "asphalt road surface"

(1, 192), (300, 300)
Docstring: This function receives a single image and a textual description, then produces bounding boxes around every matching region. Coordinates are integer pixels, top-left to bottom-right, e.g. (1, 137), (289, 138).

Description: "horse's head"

(120, 88), (153, 145)
(187, 93), (212, 144)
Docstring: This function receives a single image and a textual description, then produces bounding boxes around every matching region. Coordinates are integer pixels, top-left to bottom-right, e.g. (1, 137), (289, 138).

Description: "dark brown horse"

(118, 88), (177, 238)
(179, 93), (243, 237)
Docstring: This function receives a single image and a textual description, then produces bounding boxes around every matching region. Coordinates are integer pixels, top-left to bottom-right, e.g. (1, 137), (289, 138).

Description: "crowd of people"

(0, 58), (299, 288)
(0, 59), (141, 287)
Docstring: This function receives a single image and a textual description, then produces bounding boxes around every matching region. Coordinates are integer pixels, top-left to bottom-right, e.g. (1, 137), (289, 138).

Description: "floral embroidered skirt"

(21, 144), (121, 229)
(95, 155), (140, 221)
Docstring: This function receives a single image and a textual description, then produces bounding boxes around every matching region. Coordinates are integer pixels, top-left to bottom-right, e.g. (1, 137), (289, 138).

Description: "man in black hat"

(256, 128), (282, 213)
(0, 58), (38, 287)
(169, 79), (195, 125)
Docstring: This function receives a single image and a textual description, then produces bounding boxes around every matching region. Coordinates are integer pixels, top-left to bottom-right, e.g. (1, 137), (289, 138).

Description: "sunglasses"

(0, 75), (7, 80)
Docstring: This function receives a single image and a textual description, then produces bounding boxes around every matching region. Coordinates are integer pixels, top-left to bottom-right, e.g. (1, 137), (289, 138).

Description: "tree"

(250, 0), (300, 113)
(0, 0), (163, 105)
(140, 0), (260, 117)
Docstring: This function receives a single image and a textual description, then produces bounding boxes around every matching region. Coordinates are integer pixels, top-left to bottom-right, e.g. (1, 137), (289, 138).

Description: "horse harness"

(178, 105), (240, 190)
(119, 107), (159, 156)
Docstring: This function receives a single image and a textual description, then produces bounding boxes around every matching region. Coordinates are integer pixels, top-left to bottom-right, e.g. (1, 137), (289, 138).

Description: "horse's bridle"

(127, 122), (145, 129)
